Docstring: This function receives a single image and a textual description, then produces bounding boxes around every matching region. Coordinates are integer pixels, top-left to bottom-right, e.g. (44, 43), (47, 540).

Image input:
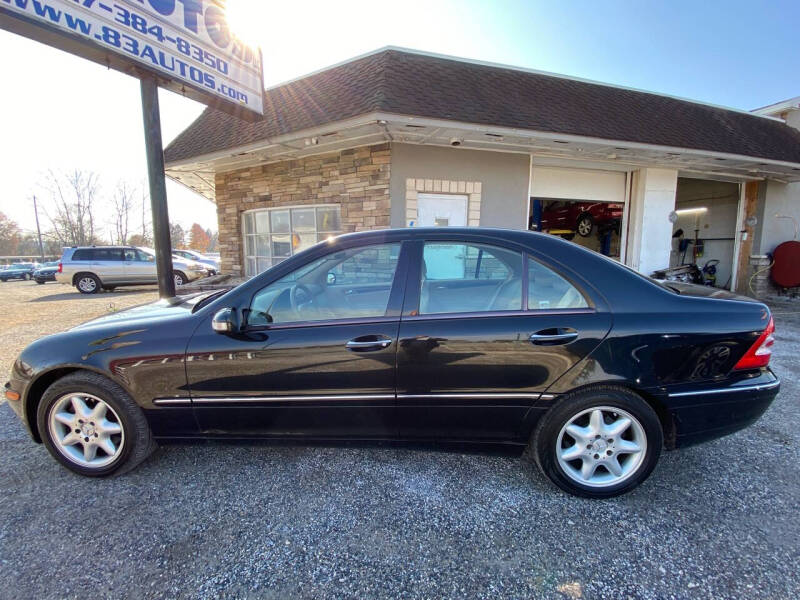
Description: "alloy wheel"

(174, 273), (184, 286)
(556, 406), (647, 488)
(47, 393), (125, 468)
(577, 218), (593, 236)
(77, 276), (97, 293)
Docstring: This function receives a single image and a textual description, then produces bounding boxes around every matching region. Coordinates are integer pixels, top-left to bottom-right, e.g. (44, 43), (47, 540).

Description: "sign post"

(140, 74), (175, 298)
(1, 1), (264, 297)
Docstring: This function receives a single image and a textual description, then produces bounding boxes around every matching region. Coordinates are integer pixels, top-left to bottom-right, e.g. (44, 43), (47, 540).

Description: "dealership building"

(164, 48), (800, 296)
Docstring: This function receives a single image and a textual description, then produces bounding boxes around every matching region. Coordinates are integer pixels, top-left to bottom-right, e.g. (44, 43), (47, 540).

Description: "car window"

(328, 245), (399, 285)
(420, 242), (523, 314)
(71, 249), (92, 261)
(528, 256), (589, 310)
(248, 243), (401, 326)
(92, 248), (122, 261)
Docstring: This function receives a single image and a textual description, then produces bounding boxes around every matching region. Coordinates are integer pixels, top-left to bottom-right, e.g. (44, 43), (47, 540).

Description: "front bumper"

(666, 369), (780, 448)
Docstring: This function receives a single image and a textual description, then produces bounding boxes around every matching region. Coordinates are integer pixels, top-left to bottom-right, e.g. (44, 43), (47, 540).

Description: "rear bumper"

(666, 370), (780, 448)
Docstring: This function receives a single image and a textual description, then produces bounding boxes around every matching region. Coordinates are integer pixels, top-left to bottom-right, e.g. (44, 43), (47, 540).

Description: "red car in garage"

(539, 201), (623, 237)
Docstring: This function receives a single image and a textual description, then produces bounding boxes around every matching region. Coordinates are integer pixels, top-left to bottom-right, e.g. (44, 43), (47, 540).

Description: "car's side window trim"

(242, 240), (411, 330)
(401, 306), (597, 322)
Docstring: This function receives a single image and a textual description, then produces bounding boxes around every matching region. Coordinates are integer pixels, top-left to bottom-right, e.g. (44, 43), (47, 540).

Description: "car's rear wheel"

(531, 386), (662, 498)
(75, 274), (100, 294)
(37, 372), (155, 477)
(576, 214), (594, 237)
(173, 271), (186, 287)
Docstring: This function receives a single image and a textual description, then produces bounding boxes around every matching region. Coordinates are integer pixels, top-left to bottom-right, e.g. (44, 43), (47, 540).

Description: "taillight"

(734, 316), (775, 370)
(57, 262), (62, 273)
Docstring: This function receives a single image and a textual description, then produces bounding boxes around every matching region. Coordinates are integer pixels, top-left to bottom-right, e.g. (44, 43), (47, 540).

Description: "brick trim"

(405, 179), (482, 226)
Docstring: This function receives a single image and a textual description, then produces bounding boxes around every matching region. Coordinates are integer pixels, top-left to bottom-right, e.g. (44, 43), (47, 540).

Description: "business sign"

(0, 0), (264, 116)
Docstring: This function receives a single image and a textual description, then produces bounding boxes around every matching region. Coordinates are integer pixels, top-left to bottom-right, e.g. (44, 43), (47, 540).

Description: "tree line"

(0, 169), (217, 258)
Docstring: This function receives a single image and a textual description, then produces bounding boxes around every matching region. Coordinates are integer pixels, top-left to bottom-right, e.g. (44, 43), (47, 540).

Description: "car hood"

(71, 297), (195, 330)
(663, 281), (761, 303)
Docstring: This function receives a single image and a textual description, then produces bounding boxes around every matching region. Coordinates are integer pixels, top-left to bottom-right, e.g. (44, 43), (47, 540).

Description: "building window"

(242, 205), (342, 276)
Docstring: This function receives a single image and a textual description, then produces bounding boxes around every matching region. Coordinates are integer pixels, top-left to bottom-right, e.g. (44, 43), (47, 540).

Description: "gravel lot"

(0, 281), (798, 599)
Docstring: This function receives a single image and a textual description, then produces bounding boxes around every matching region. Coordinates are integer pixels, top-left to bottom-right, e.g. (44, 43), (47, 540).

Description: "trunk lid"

(659, 281), (762, 303)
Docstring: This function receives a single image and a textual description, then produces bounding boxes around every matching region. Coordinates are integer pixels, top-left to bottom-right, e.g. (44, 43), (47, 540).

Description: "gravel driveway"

(0, 281), (798, 599)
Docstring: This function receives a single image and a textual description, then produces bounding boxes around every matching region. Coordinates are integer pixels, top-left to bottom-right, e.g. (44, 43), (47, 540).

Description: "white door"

(417, 193), (468, 227)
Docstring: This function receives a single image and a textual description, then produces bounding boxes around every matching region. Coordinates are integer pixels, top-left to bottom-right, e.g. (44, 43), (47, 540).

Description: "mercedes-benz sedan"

(4, 228), (779, 497)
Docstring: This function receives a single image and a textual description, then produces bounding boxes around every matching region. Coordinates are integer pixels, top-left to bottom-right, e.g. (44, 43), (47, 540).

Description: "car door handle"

(346, 336), (393, 351)
(529, 328), (579, 345)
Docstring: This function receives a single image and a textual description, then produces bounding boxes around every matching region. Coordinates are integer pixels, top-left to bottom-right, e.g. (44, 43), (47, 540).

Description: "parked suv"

(56, 246), (208, 294)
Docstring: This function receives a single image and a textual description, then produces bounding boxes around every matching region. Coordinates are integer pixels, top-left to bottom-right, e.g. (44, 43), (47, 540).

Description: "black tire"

(531, 386), (663, 498)
(576, 214), (595, 237)
(173, 271), (186, 286)
(1, 278), (7, 282)
(36, 280), (45, 285)
(36, 372), (156, 477)
(75, 273), (101, 294)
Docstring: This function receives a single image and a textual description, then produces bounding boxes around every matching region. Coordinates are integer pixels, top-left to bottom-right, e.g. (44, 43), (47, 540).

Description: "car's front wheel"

(37, 372), (155, 477)
(531, 386), (662, 498)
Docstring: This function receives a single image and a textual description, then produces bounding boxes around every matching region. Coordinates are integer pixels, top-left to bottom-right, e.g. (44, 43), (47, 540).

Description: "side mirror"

(212, 307), (240, 333)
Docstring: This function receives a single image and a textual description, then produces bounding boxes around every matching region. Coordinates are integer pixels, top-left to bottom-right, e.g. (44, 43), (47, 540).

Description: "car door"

(123, 248), (157, 283)
(91, 247), (125, 283)
(185, 241), (409, 438)
(396, 238), (612, 442)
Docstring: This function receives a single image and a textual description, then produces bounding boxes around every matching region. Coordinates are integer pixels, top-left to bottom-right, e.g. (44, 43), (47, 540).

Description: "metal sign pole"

(139, 75), (175, 299)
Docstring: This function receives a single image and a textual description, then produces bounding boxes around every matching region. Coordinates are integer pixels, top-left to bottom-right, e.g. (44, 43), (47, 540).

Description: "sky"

(2, 0), (799, 237)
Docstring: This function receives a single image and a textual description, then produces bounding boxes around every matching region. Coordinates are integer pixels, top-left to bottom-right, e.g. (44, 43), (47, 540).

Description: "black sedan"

(0, 262), (38, 281)
(33, 261), (59, 284)
(4, 228), (779, 497)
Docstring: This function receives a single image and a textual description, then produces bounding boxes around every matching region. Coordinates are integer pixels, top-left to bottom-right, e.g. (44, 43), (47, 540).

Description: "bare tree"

(42, 169), (101, 246)
(170, 223), (185, 248)
(110, 181), (136, 245)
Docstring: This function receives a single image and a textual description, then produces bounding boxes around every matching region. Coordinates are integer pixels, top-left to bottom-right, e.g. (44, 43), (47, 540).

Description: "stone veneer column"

(214, 143), (391, 276)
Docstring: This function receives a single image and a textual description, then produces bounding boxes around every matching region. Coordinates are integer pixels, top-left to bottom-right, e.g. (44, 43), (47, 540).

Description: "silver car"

(171, 248), (220, 274)
(56, 246), (209, 294)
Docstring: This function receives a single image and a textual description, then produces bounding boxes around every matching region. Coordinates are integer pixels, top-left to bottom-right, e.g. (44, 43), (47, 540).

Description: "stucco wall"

(389, 143), (530, 229)
(754, 180), (800, 255)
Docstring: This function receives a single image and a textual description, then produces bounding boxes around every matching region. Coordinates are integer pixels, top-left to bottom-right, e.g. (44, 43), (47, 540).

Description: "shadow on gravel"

(27, 287), (158, 302)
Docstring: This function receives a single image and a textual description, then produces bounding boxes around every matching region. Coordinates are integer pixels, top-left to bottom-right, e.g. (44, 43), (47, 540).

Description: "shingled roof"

(164, 48), (800, 165)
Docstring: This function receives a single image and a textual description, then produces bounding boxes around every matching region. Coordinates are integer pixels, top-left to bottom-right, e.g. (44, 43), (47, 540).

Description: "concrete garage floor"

(0, 281), (798, 599)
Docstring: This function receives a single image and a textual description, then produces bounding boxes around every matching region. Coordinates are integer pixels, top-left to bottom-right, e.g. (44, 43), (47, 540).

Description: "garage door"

(531, 167), (626, 202)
